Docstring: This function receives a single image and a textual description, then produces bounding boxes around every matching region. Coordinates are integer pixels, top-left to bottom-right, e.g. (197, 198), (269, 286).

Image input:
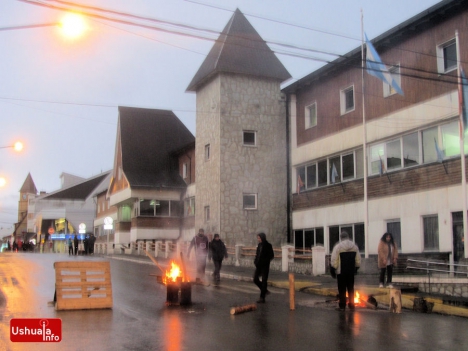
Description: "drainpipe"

(285, 93), (291, 243)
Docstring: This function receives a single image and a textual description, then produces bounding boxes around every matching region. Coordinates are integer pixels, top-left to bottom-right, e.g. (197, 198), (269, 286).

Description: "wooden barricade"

(54, 261), (113, 311)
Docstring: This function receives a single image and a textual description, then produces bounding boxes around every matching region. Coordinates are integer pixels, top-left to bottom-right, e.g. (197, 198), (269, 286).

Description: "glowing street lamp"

(0, 141), (23, 151)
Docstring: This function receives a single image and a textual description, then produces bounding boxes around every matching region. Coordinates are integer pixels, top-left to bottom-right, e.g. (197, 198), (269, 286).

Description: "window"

(182, 163), (188, 179)
(437, 39), (457, 73)
(340, 86), (355, 115)
(243, 131), (256, 146)
(329, 223), (365, 253)
(305, 103), (317, 129)
(204, 206), (210, 222)
(296, 148), (363, 191)
(402, 132), (419, 167)
(384, 65), (401, 97)
(139, 199), (180, 217)
(422, 127), (439, 163)
(386, 139), (401, 171)
(243, 194), (257, 210)
(294, 228), (324, 252)
(423, 215), (439, 251)
(205, 144), (210, 161)
(184, 197), (195, 216)
(386, 220), (402, 250)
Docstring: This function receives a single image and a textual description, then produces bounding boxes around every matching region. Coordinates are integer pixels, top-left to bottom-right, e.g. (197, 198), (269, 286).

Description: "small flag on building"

(331, 163), (339, 184)
(378, 155), (386, 176)
(365, 33), (403, 96)
(297, 174), (304, 193)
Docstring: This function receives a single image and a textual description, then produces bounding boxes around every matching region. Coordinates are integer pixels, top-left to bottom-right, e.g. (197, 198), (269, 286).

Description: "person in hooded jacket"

(208, 234), (228, 284)
(253, 233), (274, 303)
(377, 232), (398, 288)
(188, 228), (209, 282)
(330, 231), (361, 311)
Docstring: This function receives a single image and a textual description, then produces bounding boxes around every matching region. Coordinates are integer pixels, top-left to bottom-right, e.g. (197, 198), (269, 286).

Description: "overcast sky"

(0, 0), (441, 235)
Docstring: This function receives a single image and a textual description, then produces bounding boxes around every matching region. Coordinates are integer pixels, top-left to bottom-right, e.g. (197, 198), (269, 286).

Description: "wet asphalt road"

(2, 252), (468, 351)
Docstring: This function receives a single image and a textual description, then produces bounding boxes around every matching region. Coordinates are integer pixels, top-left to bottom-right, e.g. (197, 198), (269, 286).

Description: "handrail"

(407, 259), (468, 268)
(407, 266), (468, 275)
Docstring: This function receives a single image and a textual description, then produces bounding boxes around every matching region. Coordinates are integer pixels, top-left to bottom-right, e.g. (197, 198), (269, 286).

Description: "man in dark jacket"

(208, 234), (228, 284)
(253, 233), (274, 303)
(73, 234), (78, 255)
(330, 231), (361, 311)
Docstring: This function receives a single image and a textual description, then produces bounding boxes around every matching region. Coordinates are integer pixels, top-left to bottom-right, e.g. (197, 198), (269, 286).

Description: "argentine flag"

(365, 34), (404, 96)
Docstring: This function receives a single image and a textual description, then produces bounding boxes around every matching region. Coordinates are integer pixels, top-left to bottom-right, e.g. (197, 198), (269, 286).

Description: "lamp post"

(0, 141), (23, 187)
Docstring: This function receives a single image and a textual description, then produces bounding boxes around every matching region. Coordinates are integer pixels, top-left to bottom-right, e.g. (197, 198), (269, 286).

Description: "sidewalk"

(104, 253), (468, 318)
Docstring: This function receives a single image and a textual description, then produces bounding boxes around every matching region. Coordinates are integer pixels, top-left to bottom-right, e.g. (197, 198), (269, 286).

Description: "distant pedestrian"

(253, 233), (274, 303)
(209, 234), (228, 284)
(83, 235), (89, 255)
(13, 241), (17, 252)
(330, 231), (361, 311)
(73, 235), (78, 255)
(88, 234), (96, 255)
(187, 228), (209, 282)
(68, 237), (73, 255)
(378, 232), (398, 288)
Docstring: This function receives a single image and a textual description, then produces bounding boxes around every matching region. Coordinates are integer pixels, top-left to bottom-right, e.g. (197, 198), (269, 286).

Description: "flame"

(354, 291), (360, 304)
(163, 261), (188, 284)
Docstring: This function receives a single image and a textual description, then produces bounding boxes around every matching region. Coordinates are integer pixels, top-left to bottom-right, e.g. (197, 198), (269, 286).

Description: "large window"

(437, 38), (457, 74)
(305, 103), (317, 129)
(423, 215), (439, 251)
(138, 199), (181, 217)
(296, 148), (363, 192)
(294, 228), (324, 251)
(386, 220), (402, 250)
(329, 223), (365, 253)
(340, 86), (355, 115)
(369, 120), (467, 175)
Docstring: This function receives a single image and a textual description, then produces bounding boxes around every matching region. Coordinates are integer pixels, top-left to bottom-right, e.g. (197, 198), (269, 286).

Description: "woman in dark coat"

(209, 234), (228, 284)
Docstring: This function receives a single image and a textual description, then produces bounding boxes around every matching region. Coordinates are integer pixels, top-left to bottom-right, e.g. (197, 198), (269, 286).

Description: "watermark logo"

(10, 318), (62, 342)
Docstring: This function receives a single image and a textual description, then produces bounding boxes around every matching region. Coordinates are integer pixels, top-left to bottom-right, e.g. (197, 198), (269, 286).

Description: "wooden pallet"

(54, 261), (113, 311)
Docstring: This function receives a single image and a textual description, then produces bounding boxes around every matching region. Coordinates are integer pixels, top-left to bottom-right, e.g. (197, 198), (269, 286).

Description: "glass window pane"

(387, 221), (402, 250)
(304, 230), (314, 248)
(422, 127), (438, 163)
(441, 121), (460, 157)
(423, 216), (439, 250)
(345, 89), (354, 110)
(341, 226), (353, 241)
(403, 132), (419, 167)
(444, 42), (457, 71)
(171, 201), (182, 217)
(342, 153), (354, 180)
(387, 139), (402, 170)
(318, 160), (328, 187)
(140, 200), (154, 216)
(330, 156), (340, 183)
(329, 227), (340, 253)
(370, 144), (384, 175)
(306, 164), (317, 189)
(294, 230), (304, 250)
(243, 131), (255, 145)
(354, 224), (365, 252)
(316, 228), (324, 246)
(156, 200), (170, 216)
(243, 194), (256, 209)
(355, 148), (364, 178)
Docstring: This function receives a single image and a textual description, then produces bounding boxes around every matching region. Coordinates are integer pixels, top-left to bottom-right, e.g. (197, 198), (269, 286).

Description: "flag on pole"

(378, 155), (386, 176)
(460, 68), (468, 133)
(365, 33), (404, 96)
(331, 163), (338, 184)
(434, 138), (445, 163)
(297, 175), (304, 194)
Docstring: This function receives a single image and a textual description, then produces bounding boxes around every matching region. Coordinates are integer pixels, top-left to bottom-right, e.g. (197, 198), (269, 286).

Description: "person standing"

(68, 237), (74, 255)
(209, 234), (228, 284)
(73, 234), (78, 255)
(330, 231), (361, 311)
(187, 228), (209, 283)
(253, 233), (274, 303)
(88, 234), (96, 255)
(378, 232), (398, 288)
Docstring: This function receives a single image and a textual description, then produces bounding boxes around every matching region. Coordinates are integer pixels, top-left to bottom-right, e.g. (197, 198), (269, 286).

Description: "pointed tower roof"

(19, 173), (37, 195)
(186, 9), (291, 91)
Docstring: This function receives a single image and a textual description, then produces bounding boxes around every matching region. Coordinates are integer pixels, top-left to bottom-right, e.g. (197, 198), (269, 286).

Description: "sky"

(0, 0), (441, 235)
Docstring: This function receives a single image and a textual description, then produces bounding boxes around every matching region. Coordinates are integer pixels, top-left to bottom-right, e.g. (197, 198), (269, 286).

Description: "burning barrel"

(157, 261), (192, 306)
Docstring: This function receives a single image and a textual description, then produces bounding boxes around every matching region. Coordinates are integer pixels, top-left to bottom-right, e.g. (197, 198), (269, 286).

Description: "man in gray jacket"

(330, 231), (361, 311)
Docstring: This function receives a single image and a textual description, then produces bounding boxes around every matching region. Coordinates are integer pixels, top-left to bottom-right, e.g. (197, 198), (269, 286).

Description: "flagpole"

(361, 9), (369, 259)
(456, 30), (468, 259)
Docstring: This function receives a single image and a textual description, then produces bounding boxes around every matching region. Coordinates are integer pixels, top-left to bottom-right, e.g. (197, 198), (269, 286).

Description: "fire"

(163, 261), (188, 284)
(354, 291), (360, 304)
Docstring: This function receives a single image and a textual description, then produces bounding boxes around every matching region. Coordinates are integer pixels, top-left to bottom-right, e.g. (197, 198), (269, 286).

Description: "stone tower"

(15, 173), (38, 240)
(186, 9), (291, 246)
